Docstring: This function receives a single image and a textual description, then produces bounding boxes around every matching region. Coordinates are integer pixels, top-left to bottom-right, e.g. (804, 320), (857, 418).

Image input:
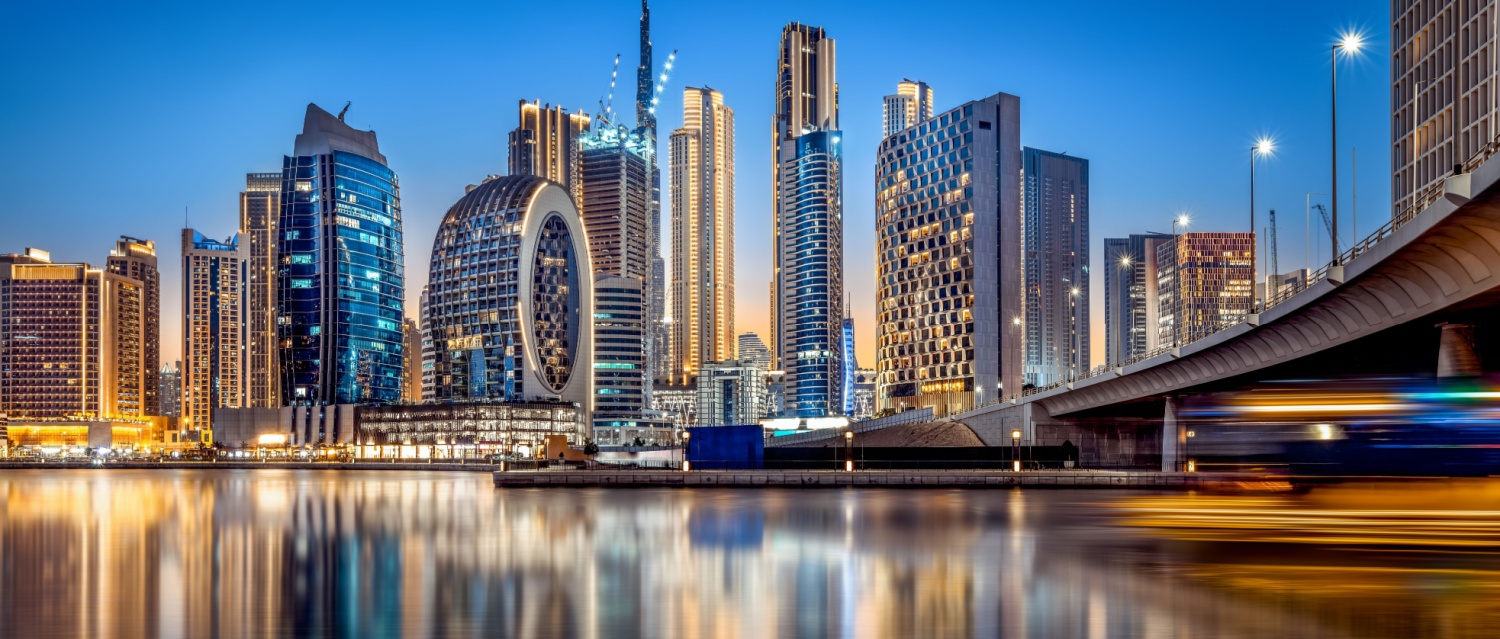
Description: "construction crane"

(597, 54), (621, 127)
(1313, 203), (1341, 256)
(647, 50), (678, 116)
(1267, 209), (1278, 279)
(337, 101), (351, 122)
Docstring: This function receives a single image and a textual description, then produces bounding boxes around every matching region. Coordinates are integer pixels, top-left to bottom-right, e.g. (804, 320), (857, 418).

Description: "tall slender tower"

(1022, 148), (1090, 387)
(240, 172), (281, 408)
(773, 23), (844, 418)
(638, 0), (671, 396)
(508, 100), (590, 204)
(106, 236), (160, 415)
(669, 87), (735, 384)
(278, 103), (405, 406)
(181, 229), (247, 433)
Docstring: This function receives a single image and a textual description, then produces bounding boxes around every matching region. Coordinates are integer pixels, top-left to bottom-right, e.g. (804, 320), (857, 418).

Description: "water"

(2, 470), (1498, 638)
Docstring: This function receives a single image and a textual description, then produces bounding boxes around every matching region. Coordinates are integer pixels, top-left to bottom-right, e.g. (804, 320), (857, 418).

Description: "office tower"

(403, 318), (420, 403)
(419, 287), (434, 402)
(736, 332), (771, 371)
(158, 361), (182, 418)
(1103, 233), (1172, 367)
(0, 248), (146, 419)
(427, 175), (593, 425)
(883, 79), (934, 138)
(1393, 2), (1499, 216)
(840, 314), (856, 415)
(508, 100), (590, 204)
(1156, 232), (1255, 345)
(772, 23), (844, 418)
(696, 361), (768, 426)
(874, 92), (1023, 416)
(181, 229), (247, 433)
(106, 236), (160, 415)
(1022, 148), (1091, 387)
(592, 274), (648, 433)
(670, 86), (736, 384)
(278, 103), (406, 406)
(240, 172), (281, 408)
(580, 125), (651, 280)
(851, 368), (877, 419)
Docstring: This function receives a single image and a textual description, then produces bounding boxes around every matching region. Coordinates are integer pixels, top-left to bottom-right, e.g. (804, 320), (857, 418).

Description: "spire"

(635, 0), (655, 136)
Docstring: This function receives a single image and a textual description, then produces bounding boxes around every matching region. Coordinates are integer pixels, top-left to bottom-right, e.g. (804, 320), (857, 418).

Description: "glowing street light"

(1331, 31), (1365, 265)
(1251, 136), (1275, 310)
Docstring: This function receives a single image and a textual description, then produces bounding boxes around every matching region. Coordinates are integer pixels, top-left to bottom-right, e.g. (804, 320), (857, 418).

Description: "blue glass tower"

(278, 104), (405, 405)
(777, 130), (845, 418)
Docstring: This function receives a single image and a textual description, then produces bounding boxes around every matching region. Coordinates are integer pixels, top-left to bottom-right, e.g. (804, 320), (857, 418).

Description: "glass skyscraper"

(277, 104), (405, 406)
(1022, 147), (1090, 387)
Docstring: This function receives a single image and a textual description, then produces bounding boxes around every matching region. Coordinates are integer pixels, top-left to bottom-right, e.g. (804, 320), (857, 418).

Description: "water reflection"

(2, 470), (1499, 638)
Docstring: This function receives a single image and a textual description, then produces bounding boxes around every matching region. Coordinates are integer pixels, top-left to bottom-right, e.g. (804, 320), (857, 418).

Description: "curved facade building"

(426, 175), (593, 427)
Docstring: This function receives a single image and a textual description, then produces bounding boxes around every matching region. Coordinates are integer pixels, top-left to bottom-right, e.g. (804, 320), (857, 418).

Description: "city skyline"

(0, 0), (1393, 370)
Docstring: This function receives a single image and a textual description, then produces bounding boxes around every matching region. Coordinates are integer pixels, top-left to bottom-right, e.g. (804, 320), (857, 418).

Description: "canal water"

(1, 470), (1497, 638)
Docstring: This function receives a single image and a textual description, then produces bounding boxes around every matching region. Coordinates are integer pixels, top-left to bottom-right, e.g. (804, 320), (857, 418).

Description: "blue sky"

(0, 0), (1391, 367)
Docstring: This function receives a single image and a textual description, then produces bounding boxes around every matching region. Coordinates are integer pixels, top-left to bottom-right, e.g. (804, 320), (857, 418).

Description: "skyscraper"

(240, 172), (281, 408)
(426, 175), (593, 431)
(1023, 148), (1090, 387)
(874, 92), (1023, 416)
(592, 274), (647, 433)
(772, 23), (844, 418)
(841, 313), (856, 416)
(181, 229), (247, 434)
(105, 236), (160, 415)
(1103, 233), (1172, 367)
(158, 361), (181, 418)
(670, 86), (735, 385)
(634, 1), (672, 395)
(278, 103), (406, 406)
(1393, 2), (1498, 216)
(419, 286), (434, 403)
(508, 100), (590, 204)
(883, 80), (934, 138)
(1156, 232), (1255, 345)
(403, 318), (421, 403)
(580, 125), (652, 281)
(736, 332), (771, 371)
(1, 248), (147, 419)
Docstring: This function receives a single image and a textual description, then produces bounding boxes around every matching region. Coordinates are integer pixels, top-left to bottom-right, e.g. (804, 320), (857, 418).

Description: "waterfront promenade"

(492, 469), (1266, 489)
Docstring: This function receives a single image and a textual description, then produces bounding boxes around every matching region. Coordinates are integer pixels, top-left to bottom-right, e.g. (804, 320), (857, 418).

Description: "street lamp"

(1186, 429), (1197, 472)
(1251, 137), (1274, 310)
(1011, 429), (1022, 472)
(1332, 31), (1364, 266)
(680, 430), (691, 471)
(1172, 214), (1190, 345)
(844, 429), (854, 472)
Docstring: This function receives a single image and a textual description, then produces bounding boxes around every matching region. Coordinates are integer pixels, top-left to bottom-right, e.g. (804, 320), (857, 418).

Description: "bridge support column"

(1161, 396), (1182, 473)
(1437, 323), (1481, 378)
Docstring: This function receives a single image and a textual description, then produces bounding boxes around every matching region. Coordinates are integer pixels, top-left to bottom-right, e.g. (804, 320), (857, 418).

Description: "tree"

(583, 440), (599, 456)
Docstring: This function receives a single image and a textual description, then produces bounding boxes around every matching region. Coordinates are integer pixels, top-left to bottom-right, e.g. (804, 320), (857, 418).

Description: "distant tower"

(882, 80), (934, 138)
(508, 100), (590, 205)
(239, 172), (281, 408)
(1023, 148), (1091, 387)
(106, 236), (161, 415)
(670, 86), (735, 385)
(181, 229), (247, 433)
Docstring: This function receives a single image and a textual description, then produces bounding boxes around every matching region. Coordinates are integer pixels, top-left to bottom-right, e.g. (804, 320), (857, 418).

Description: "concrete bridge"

(958, 143), (1500, 470)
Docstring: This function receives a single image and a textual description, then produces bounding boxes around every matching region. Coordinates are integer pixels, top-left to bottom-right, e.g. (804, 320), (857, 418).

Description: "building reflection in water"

(2, 471), (1499, 638)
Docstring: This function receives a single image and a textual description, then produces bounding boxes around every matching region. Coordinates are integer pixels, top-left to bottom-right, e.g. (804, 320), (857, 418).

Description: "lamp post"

(681, 430), (691, 471)
(1186, 429), (1197, 472)
(1171, 214), (1190, 345)
(1251, 138), (1274, 310)
(1332, 32), (1364, 266)
(1011, 429), (1022, 472)
(844, 429), (854, 472)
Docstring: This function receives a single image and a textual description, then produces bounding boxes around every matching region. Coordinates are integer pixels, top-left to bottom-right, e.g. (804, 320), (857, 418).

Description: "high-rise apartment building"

(736, 332), (771, 371)
(1023, 148), (1091, 387)
(426, 175), (593, 427)
(883, 80), (934, 138)
(1103, 233), (1172, 367)
(670, 86), (735, 384)
(772, 22), (844, 418)
(158, 362), (181, 418)
(105, 236), (160, 415)
(874, 93), (1023, 416)
(278, 103), (406, 406)
(580, 125), (652, 281)
(181, 229), (247, 433)
(240, 172), (281, 408)
(1393, 1), (1499, 216)
(1156, 232), (1255, 345)
(419, 287), (434, 403)
(403, 318), (421, 403)
(0, 248), (146, 419)
(696, 361), (768, 426)
(508, 100), (590, 204)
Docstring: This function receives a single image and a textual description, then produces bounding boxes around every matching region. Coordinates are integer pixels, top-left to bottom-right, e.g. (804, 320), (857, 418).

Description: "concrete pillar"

(1161, 395), (1181, 473)
(1437, 323), (1481, 377)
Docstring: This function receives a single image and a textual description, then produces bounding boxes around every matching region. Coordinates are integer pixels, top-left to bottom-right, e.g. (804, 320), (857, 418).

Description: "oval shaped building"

(426, 175), (593, 424)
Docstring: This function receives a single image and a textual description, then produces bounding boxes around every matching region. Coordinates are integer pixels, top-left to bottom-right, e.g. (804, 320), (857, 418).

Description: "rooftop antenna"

(599, 54), (621, 127)
(337, 101), (351, 122)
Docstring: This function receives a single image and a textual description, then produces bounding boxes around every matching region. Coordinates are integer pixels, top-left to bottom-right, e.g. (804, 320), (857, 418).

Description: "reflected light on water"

(3, 471), (1500, 638)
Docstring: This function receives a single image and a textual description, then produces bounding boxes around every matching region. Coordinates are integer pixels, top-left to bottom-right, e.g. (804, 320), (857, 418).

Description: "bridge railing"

(971, 133), (1500, 411)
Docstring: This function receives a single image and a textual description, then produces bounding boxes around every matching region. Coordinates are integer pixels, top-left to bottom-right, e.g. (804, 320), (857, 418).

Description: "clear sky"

(0, 0), (1391, 368)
